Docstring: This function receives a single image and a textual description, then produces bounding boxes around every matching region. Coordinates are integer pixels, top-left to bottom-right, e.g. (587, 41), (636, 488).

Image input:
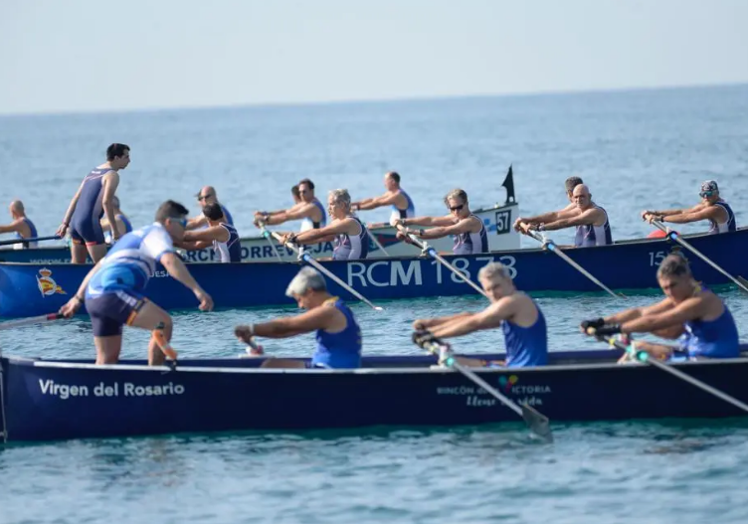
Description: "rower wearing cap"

(351, 171), (416, 225)
(518, 184), (613, 247)
(395, 188), (488, 255)
(101, 196), (133, 244)
(180, 203), (241, 262)
(642, 180), (736, 235)
(413, 262), (548, 368)
(187, 186), (234, 230)
(513, 176), (584, 232)
(234, 266), (362, 369)
(581, 254), (739, 361)
(281, 189), (369, 260)
(0, 200), (39, 249)
(59, 200), (213, 366)
(254, 178), (327, 231)
(56, 143), (130, 263)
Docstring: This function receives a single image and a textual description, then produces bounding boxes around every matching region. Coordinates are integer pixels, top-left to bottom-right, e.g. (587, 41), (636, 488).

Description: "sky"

(1, 0), (747, 115)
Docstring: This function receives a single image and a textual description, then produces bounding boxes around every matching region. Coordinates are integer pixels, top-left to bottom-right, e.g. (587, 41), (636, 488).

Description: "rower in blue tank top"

(235, 267), (363, 369)
(351, 171), (417, 224)
(181, 203), (242, 263)
(0, 200), (38, 249)
(102, 196), (133, 244)
(582, 253), (740, 361)
(412, 261), (548, 368)
(187, 186), (234, 231)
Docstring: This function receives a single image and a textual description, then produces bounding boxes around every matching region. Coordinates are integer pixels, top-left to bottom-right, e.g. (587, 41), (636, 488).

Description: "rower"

(0, 200), (39, 249)
(395, 188), (488, 255)
(581, 253), (739, 361)
(519, 184), (613, 247)
(254, 178), (327, 231)
(413, 261), (548, 367)
(281, 189), (370, 260)
(56, 143), (130, 263)
(234, 266), (362, 368)
(59, 200), (214, 366)
(642, 180), (736, 234)
(513, 176), (583, 232)
(255, 184), (305, 221)
(351, 171), (416, 225)
(101, 196), (133, 244)
(180, 203), (241, 263)
(291, 184), (302, 205)
(187, 186), (234, 230)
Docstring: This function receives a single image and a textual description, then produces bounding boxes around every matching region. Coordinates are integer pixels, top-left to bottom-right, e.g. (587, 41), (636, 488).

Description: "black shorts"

(85, 290), (145, 337)
(70, 217), (105, 246)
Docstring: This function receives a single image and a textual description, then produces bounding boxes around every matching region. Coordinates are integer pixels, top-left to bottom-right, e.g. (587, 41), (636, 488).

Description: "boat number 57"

(649, 251), (667, 267)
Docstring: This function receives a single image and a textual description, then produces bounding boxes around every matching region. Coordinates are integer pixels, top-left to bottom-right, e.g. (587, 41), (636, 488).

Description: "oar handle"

(0, 235), (61, 247)
(0, 312), (63, 331)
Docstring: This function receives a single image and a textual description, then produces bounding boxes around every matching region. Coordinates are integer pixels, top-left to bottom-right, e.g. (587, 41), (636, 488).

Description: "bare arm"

(419, 216), (480, 240)
(183, 225), (229, 243)
(0, 220), (23, 234)
(662, 206), (724, 225)
(264, 203), (317, 226)
(355, 192), (399, 211)
(430, 299), (515, 339)
(519, 204), (578, 225)
(160, 253), (208, 297)
(186, 215), (208, 230)
(603, 298), (674, 324)
(400, 215), (455, 227)
(100, 172), (120, 239)
(413, 311), (473, 329)
(540, 208), (604, 231)
(645, 203), (703, 218)
(250, 306), (338, 338)
(621, 297), (707, 334)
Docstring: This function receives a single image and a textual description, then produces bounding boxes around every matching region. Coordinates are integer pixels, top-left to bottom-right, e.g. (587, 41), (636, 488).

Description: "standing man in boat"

(513, 176), (583, 232)
(56, 143), (130, 264)
(281, 189), (370, 260)
(101, 196), (133, 244)
(59, 200), (214, 366)
(179, 203), (241, 263)
(412, 261), (548, 367)
(581, 254), (739, 360)
(518, 184), (613, 247)
(187, 186), (234, 229)
(0, 200), (39, 249)
(394, 188), (489, 255)
(641, 180), (736, 235)
(254, 178), (327, 231)
(234, 266), (362, 368)
(351, 171), (416, 225)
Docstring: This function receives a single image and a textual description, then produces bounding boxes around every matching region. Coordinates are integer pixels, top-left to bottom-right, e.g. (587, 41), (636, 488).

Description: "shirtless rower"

(234, 266), (362, 368)
(513, 176), (583, 232)
(413, 261), (548, 368)
(254, 178), (327, 231)
(351, 171), (416, 226)
(581, 254), (739, 361)
(59, 200), (213, 365)
(641, 180), (736, 235)
(394, 188), (488, 255)
(281, 189), (369, 260)
(518, 184), (613, 247)
(101, 196), (133, 244)
(187, 186), (234, 230)
(56, 143), (130, 263)
(0, 200), (39, 249)
(179, 203), (241, 263)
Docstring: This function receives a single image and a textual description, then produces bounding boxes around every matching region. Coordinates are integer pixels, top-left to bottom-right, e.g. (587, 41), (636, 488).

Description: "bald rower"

(187, 186), (234, 230)
(351, 171), (416, 225)
(0, 200), (39, 249)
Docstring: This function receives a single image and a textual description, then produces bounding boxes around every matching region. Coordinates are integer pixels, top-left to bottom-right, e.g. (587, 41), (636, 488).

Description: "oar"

(0, 235), (61, 247)
(267, 230), (384, 311)
(650, 219), (748, 294)
(367, 226), (390, 256)
(0, 313), (63, 330)
(521, 225), (623, 299)
(255, 221), (284, 262)
(592, 331), (748, 414)
(396, 225), (489, 298)
(415, 332), (553, 442)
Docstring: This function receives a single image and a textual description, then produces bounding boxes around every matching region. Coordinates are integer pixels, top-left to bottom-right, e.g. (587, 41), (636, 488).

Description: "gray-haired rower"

(413, 261), (548, 367)
(234, 266), (363, 368)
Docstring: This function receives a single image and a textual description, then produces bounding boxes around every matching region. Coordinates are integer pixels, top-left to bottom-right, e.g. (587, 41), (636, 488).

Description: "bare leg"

(129, 301), (173, 366)
(633, 341), (676, 360)
(94, 335), (123, 364)
(87, 244), (108, 264)
(70, 243), (88, 264)
(260, 358), (307, 369)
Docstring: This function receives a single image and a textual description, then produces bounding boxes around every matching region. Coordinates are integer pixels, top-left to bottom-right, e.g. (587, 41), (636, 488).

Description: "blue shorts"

(70, 217), (105, 246)
(85, 290), (145, 337)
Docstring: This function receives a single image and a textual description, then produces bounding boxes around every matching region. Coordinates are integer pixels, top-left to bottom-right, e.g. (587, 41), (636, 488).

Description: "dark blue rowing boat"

(2, 347), (747, 442)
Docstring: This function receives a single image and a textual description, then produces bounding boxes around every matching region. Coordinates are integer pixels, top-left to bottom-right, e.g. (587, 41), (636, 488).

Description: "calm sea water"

(2, 85), (748, 523)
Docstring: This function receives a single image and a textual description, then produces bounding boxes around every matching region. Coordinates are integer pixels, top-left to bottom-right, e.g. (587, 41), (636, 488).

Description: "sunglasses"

(449, 204), (465, 211)
(197, 194), (214, 201)
(699, 191), (715, 198)
(171, 218), (188, 228)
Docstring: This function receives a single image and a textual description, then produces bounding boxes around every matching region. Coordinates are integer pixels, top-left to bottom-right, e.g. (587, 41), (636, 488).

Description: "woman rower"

(582, 253), (740, 360)
(394, 188), (488, 255)
(281, 189), (370, 260)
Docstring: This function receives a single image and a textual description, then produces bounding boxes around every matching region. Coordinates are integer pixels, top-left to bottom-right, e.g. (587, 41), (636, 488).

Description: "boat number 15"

(649, 251), (667, 267)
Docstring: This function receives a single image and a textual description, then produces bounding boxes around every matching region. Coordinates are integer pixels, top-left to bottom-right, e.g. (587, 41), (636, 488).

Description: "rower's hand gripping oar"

(268, 230), (384, 311)
(412, 330), (553, 442)
(520, 224), (624, 299)
(648, 219), (748, 294)
(588, 328), (748, 414)
(395, 224), (490, 299)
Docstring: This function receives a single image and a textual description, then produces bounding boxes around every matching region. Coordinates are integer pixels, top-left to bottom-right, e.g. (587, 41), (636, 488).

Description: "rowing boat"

(2, 346), (747, 442)
(0, 227), (746, 318)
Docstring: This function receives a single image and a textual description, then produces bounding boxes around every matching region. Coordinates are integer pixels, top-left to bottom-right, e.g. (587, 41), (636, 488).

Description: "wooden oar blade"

(520, 404), (553, 443)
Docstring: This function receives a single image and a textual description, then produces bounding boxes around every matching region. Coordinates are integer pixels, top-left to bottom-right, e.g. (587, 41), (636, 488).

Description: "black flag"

(501, 165), (516, 204)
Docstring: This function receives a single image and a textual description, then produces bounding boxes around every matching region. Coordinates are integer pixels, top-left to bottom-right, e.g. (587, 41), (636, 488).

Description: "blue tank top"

(14, 217), (38, 248)
(333, 216), (370, 260)
(119, 214), (133, 233)
(681, 303), (739, 359)
(313, 298), (362, 368)
(708, 201), (736, 234)
(212, 223), (241, 262)
(574, 205), (613, 247)
(71, 167), (111, 226)
(453, 215), (489, 255)
(300, 199), (327, 231)
(502, 302), (548, 367)
(220, 204), (234, 226)
(390, 189), (416, 221)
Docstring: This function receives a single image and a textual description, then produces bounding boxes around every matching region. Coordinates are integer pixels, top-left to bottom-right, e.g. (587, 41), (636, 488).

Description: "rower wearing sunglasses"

(254, 178), (327, 232)
(641, 180), (736, 235)
(394, 188), (488, 255)
(186, 186), (234, 230)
